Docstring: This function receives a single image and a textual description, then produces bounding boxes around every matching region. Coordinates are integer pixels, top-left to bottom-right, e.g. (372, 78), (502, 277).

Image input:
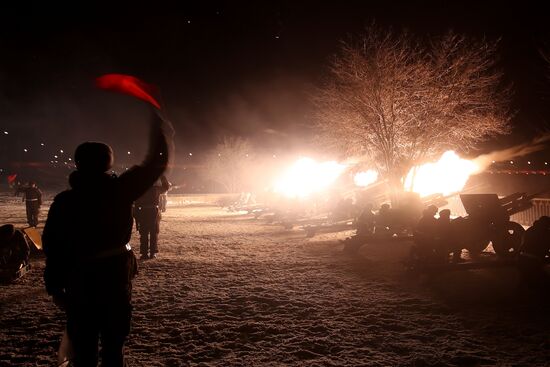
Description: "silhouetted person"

(411, 205), (439, 262)
(518, 216), (550, 290)
(0, 224), (30, 278)
(356, 203), (375, 237)
(13, 181), (23, 197)
(134, 175), (170, 260)
(436, 209), (459, 262)
(21, 181), (42, 227)
(374, 203), (392, 236)
(159, 192), (168, 213)
(42, 110), (173, 367)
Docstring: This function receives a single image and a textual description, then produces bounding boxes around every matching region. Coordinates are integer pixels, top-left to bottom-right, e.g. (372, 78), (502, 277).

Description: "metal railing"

(511, 198), (550, 226)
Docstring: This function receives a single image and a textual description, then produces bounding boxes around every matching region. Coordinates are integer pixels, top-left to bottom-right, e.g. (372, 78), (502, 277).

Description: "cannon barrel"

(501, 190), (550, 216)
(498, 192), (525, 206)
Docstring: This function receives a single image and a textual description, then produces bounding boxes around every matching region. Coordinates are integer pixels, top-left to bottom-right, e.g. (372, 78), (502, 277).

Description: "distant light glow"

(54, 155), (58, 159)
(273, 157), (346, 198)
(127, 151), (131, 155)
(404, 150), (479, 197)
(3, 131), (8, 135)
(189, 152), (193, 156)
(60, 149), (64, 153)
(23, 148), (28, 152)
(40, 143), (45, 146)
(510, 161), (514, 164)
(528, 161), (531, 165)
(68, 158), (72, 161)
(354, 170), (378, 187)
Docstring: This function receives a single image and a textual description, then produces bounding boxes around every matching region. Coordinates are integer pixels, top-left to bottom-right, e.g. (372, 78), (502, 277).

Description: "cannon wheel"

(491, 221), (525, 257)
(453, 217), (491, 255)
(464, 238), (491, 255)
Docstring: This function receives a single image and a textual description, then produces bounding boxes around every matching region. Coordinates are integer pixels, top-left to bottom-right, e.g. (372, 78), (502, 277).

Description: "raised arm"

(118, 110), (175, 202)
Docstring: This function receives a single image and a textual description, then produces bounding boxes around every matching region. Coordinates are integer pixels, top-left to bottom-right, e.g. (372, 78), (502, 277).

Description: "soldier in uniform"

(159, 191), (168, 213)
(374, 203), (393, 236)
(21, 181), (42, 227)
(410, 205), (439, 262)
(435, 209), (459, 262)
(42, 110), (173, 367)
(134, 175), (170, 260)
(13, 181), (23, 196)
(355, 203), (376, 237)
(517, 216), (550, 290)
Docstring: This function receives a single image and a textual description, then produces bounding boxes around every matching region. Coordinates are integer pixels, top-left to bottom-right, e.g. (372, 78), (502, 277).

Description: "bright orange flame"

(354, 170), (378, 187)
(273, 157), (346, 198)
(404, 151), (479, 197)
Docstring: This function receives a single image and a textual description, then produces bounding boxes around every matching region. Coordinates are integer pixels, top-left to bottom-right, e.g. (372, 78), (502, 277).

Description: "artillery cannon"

(451, 193), (534, 257)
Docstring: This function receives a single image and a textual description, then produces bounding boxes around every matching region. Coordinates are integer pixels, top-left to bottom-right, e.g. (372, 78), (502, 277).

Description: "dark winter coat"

(42, 113), (172, 297)
(22, 186), (42, 205)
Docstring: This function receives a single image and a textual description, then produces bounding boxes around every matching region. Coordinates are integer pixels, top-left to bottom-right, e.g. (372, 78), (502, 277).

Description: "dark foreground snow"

(1, 198), (549, 366)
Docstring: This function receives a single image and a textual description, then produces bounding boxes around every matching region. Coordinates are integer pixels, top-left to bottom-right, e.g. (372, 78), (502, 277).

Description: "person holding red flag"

(43, 75), (174, 367)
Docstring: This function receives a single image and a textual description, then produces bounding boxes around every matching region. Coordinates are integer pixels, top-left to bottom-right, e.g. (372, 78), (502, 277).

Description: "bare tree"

(314, 27), (511, 195)
(202, 136), (253, 193)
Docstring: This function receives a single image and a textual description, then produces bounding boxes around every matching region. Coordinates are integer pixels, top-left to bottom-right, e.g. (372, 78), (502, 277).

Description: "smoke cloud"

(473, 134), (550, 171)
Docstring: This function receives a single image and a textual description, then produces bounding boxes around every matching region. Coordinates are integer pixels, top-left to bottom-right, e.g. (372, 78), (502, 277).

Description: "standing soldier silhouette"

(42, 104), (173, 367)
(134, 175), (170, 259)
(517, 216), (550, 291)
(21, 181), (42, 227)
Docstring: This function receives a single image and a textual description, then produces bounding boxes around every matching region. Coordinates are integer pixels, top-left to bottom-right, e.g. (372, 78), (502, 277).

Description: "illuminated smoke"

(404, 151), (479, 197)
(472, 134), (550, 170)
(273, 157), (347, 198)
(354, 170), (378, 187)
(404, 134), (550, 197)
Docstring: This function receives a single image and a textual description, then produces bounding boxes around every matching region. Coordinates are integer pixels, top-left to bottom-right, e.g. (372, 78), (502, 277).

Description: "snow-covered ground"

(1, 194), (549, 366)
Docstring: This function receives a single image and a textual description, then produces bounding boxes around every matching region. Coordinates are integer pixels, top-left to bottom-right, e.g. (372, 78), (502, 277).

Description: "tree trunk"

(387, 173), (405, 207)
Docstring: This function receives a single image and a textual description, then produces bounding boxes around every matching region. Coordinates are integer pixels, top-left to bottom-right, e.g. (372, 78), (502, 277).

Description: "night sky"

(1, 1), (550, 176)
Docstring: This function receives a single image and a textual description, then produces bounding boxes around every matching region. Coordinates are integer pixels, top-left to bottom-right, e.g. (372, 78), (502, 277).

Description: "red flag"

(95, 74), (161, 109)
(7, 174), (17, 184)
